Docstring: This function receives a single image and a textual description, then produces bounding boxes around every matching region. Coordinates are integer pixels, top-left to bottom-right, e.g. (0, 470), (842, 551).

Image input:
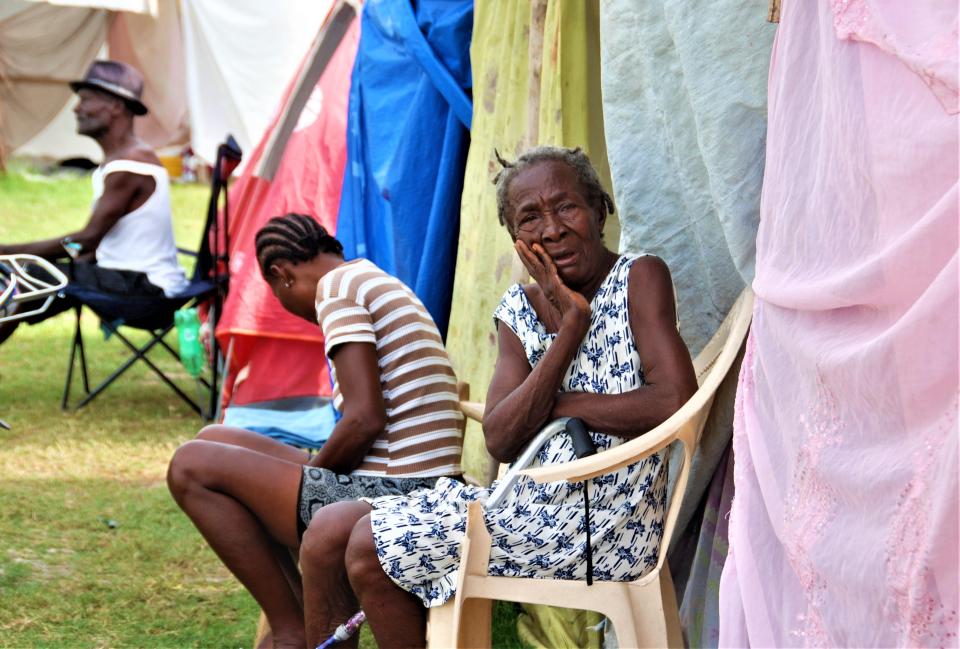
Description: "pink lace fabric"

(719, 0), (959, 646)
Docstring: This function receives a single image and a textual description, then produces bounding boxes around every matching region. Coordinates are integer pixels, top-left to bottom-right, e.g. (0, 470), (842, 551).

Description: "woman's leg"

(345, 514), (428, 649)
(167, 440), (306, 649)
(300, 501), (373, 648)
(196, 424), (311, 463)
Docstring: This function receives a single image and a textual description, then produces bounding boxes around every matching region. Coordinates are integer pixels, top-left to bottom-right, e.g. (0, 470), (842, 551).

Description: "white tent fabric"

(179, 0), (334, 166)
(0, 0), (186, 162)
(0, 3), (109, 158)
(25, 0), (155, 11)
(3, 0), (332, 168)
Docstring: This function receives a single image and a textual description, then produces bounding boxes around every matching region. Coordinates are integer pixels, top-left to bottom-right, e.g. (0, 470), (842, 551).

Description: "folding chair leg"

(72, 325), (203, 417)
(62, 322), (77, 411)
(78, 317), (90, 393)
(62, 311), (211, 418)
(110, 326), (204, 416)
(62, 306), (90, 410)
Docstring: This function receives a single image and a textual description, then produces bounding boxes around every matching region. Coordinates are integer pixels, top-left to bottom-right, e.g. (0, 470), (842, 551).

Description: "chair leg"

(426, 600), (456, 649)
(77, 315), (90, 394)
(62, 322), (77, 411)
(62, 306), (88, 410)
(601, 579), (681, 649)
(73, 325), (202, 416)
(455, 597), (492, 649)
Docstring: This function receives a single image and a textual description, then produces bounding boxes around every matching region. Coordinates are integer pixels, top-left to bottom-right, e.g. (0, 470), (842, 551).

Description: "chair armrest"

(177, 248), (199, 258)
(520, 399), (709, 485)
(459, 400), (484, 423)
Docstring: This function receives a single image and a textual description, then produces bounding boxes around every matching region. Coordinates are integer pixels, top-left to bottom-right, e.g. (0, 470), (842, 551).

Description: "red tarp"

(215, 17), (359, 406)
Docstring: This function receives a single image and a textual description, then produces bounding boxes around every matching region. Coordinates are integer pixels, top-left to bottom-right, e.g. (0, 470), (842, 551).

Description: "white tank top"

(92, 160), (189, 297)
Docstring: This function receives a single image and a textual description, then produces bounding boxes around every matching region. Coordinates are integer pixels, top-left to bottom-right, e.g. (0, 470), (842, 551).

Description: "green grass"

(0, 164), (527, 648)
(0, 164), (256, 647)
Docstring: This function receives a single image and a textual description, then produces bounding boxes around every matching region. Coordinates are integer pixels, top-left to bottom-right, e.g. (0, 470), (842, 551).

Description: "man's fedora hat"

(70, 60), (148, 116)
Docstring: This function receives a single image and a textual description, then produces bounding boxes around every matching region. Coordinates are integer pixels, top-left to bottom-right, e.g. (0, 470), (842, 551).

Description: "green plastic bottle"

(175, 307), (204, 378)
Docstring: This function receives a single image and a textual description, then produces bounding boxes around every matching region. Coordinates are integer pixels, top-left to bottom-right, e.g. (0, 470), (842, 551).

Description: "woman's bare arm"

(308, 341), (386, 473)
(482, 242), (591, 463)
(550, 256), (697, 437)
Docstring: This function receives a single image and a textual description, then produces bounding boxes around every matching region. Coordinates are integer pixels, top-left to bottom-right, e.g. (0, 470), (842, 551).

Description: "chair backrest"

(455, 380), (470, 437)
(654, 287), (754, 573)
(192, 136), (242, 284)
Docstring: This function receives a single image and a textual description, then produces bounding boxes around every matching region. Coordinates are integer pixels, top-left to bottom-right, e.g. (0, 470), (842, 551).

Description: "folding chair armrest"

(459, 400), (484, 423)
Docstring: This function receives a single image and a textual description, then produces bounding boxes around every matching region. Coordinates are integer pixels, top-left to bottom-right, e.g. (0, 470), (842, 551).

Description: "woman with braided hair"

(166, 213), (463, 649)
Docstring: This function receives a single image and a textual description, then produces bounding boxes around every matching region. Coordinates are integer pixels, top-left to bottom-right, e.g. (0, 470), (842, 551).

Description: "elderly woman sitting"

(300, 146), (697, 648)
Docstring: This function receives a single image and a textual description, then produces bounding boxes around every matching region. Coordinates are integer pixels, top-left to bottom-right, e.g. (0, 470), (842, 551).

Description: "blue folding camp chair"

(61, 137), (241, 419)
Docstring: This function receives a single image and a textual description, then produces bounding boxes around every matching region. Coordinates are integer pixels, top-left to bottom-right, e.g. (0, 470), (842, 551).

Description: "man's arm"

(0, 172), (154, 260)
(308, 341), (386, 474)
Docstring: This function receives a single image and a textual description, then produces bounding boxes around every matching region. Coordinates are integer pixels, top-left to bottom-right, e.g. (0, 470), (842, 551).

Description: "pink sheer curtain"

(719, 0), (958, 646)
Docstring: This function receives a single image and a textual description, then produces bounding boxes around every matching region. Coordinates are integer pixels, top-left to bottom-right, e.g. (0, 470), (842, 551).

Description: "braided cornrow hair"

(492, 146), (615, 232)
(254, 213), (343, 279)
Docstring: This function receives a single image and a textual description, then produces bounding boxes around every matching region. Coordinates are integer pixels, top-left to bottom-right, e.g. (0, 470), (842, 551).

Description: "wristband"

(61, 237), (83, 259)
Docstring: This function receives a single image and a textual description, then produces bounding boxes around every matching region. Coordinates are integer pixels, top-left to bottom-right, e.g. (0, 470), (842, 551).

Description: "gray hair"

(492, 146), (615, 230)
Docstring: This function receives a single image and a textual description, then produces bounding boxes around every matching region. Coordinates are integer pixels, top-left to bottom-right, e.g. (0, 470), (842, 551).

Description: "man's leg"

(0, 318), (19, 345)
(0, 290), (75, 346)
(166, 440), (306, 649)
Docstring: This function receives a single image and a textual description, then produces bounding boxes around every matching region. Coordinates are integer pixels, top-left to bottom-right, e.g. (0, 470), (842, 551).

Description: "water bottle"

(175, 307), (204, 378)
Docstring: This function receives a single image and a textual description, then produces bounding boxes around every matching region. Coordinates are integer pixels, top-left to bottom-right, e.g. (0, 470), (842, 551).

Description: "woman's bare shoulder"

(627, 255), (676, 319)
(627, 254), (672, 288)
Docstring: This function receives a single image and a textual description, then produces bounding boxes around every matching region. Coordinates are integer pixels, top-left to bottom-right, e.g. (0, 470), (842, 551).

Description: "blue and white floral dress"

(368, 255), (668, 607)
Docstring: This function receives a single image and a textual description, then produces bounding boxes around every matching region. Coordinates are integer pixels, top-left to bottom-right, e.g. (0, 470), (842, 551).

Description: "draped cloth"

(447, 0), (614, 483)
(719, 0), (959, 646)
(215, 15), (359, 406)
(335, 0), (473, 337)
(445, 2), (612, 645)
(600, 0), (773, 356)
(598, 3), (775, 645)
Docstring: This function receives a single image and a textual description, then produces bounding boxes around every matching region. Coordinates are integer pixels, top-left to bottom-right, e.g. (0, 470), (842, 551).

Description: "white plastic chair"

(426, 287), (754, 649)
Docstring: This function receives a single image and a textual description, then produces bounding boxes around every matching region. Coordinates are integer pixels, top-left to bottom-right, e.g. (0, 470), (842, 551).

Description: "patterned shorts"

(297, 466), (437, 541)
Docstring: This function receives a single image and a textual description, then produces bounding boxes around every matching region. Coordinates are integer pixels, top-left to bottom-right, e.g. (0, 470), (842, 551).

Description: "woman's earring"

(283, 280), (293, 288)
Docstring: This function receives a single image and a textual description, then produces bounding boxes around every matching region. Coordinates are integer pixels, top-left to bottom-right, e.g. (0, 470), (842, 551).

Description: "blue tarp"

(335, 0), (473, 337)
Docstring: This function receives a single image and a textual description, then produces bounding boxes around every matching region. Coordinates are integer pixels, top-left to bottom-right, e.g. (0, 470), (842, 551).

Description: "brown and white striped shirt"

(315, 259), (463, 477)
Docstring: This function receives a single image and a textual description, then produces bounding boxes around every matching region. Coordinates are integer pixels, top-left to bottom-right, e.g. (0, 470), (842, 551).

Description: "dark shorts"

(296, 466), (438, 541)
(21, 261), (164, 324)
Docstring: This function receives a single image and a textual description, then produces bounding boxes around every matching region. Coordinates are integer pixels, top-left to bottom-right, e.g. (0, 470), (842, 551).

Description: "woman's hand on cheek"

(517, 241), (591, 330)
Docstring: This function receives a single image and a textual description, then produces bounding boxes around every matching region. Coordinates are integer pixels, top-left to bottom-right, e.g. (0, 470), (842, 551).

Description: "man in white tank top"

(0, 60), (187, 344)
